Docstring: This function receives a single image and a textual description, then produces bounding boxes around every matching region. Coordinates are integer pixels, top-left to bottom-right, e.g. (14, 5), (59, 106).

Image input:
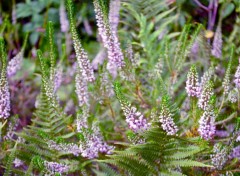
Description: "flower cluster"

(211, 143), (228, 170)
(123, 106), (151, 133)
(79, 122), (115, 159)
(47, 140), (82, 156)
(109, 0), (121, 34)
(159, 102), (178, 135)
(198, 81), (214, 110)
(0, 39), (11, 119)
(54, 65), (63, 93)
(76, 107), (89, 133)
(75, 72), (89, 107)
(234, 58), (240, 88)
(93, 0), (124, 69)
(114, 82), (151, 133)
(215, 130), (229, 138)
(125, 43), (133, 63)
(186, 65), (200, 97)
(13, 158), (24, 168)
(59, 0), (69, 33)
(199, 67), (214, 92)
(0, 78), (10, 119)
(211, 25), (222, 58)
(7, 49), (24, 77)
(44, 161), (69, 175)
(68, 6), (95, 83)
(76, 109), (114, 159)
(228, 88), (238, 103)
(73, 44), (95, 83)
(43, 79), (58, 108)
(229, 145), (240, 160)
(3, 118), (19, 140)
(198, 106), (216, 140)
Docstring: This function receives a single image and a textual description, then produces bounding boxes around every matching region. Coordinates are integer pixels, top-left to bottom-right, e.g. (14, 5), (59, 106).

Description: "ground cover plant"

(0, 0), (240, 175)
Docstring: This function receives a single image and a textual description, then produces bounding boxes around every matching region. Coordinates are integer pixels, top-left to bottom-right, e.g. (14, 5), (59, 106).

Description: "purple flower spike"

(93, 0), (124, 70)
(211, 24), (222, 58)
(7, 49), (24, 77)
(211, 143), (228, 170)
(125, 106), (151, 133)
(230, 146), (240, 160)
(186, 65), (200, 97)
(159, 103), (178, 135)
(75, 72), (89, 107)
(59, 0), (69, 33)
(234, 58), (240, 89)
(198, 107), (216, 140)
(0, 79), (10, 119)
(109, 0), (121, 34)
(198, 81), (214, 110)
(44, 161), (69, 174)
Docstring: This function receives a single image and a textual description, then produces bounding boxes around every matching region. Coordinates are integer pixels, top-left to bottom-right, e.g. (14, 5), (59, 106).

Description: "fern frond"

(3, 143), (17, 176)
(222, 45), (234, 95)
(101, 127), (210, 175)
(25, 159), (34, 176)
(175, 24), (202, 72)
(46, 21), (57, 81)
(0, 37), (7, 76)
(93, 163), (121, 176)
(164, 159), (212, 168)
(166, 146), (202, 159)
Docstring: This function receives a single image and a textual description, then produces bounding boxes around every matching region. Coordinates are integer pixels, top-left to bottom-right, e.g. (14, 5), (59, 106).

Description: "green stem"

(0, 120), (8, 142)
(215, 112), (236, 125)
(217, 95), (225, 115)
(191, 97), (197, 122)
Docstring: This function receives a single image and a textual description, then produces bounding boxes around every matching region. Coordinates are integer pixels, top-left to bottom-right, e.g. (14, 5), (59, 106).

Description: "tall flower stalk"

(186, 65), (200, 97)
(75, 70), (89, 107)
(59, 0), (69, 33)
(159, 96), (178, 135)
(93, 0), (124, 71)
(211, 23), (222, 58)
(219, 47), (234, 113)
(66, 0), (95, 83)
(198, 105), (216, 140)
(114, 82), (151, 133)
(198, 81), (214, 110)
(0, 38), (10, 119)
(109, 0), (121, 34)
(76, 108), (114, 159)
(234, 58), (240, 89)
(7, 33), (28, 77)
(199, 67), (215, 92)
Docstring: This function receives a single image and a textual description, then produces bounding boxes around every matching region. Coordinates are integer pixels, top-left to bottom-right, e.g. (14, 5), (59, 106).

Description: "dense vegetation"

(0, 0), (240, 175)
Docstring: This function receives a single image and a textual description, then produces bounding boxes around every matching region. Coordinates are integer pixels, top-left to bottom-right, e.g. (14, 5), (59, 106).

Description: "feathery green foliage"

(3, 143), (17, 176)
(1, 0), (240, 175)
(100, 127), (211, 176)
